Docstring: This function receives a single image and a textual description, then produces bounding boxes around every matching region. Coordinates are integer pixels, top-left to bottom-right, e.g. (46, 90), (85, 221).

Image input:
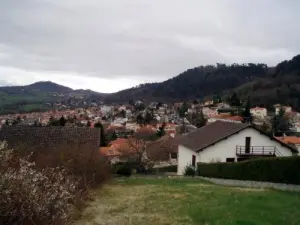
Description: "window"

(245, 137), (251, 153)
(226, 158), (235, 162)
(170, 152), (177, 159)
(192, 155), (196, 167)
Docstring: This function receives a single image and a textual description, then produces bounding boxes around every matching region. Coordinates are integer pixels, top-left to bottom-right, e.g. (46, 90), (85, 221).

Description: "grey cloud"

(0, 0), (299, 85)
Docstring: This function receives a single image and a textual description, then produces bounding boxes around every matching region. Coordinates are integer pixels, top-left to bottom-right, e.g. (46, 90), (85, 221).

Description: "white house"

(275, 105), (292, 115)
(250, 107), (267, 118)
(202, 107), (217, 118)
(177, 121), (298, 175)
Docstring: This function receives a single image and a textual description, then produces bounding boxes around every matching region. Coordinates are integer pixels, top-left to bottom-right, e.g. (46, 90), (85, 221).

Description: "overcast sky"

(0, 0), (299, 93)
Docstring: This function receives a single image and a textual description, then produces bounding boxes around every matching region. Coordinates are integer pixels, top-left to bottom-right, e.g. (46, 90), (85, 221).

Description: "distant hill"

(0, 81), (106, 114)
(0, 81), (73, 95)
(103, 63), (270, 103)
(103, 55), (300, 111)
(1, 54), (300, 114)
(26, 81), (74, 93)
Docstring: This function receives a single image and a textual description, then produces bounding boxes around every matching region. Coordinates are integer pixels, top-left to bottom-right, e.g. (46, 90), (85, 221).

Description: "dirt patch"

(172, 193), (186, 199)
(230, 187), (266, 192)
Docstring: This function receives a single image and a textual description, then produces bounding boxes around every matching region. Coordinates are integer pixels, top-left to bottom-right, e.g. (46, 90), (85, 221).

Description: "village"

(1, 97), (300, 172)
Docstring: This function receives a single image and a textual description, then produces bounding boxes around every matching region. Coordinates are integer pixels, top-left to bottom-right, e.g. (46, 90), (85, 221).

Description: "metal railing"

(236, 146), (283, 157)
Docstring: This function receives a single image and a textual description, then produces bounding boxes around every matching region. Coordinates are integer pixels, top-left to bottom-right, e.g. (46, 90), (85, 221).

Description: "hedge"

(111, 163), (177, 174)
(155, 165), (177, 173)
(197, 156), (300, 185)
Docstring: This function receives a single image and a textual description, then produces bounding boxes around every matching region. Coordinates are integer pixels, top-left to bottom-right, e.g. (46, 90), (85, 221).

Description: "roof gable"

(179, 121), (250, 151)
(179, 121), (298, 153)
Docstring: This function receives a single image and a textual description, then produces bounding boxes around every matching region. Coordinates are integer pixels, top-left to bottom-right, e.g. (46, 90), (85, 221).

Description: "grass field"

(75, 178), (300, 225)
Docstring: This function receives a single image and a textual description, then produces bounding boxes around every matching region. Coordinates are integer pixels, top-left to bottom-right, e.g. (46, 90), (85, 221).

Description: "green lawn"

(75, 178), (300, 225)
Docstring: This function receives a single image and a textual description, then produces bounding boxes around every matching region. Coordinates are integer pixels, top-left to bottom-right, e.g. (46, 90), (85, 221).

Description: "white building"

(177, 121), (297, 175)
(100, 105), (113, 114)
(250, 107), (267, 118)
(202, 107), (217, 118)
(275, 105), (292, 115)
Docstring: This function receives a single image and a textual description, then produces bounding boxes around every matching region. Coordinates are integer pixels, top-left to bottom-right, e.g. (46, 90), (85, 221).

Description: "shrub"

(157, 165), (177, 173)
(16, 142), (111, 190)
(0, 142), (78, 224)
(184, 165), (196, 176)
(0, 141), (111, 224)
(197, 156), (300, 184)
(116, 164), (132, 176)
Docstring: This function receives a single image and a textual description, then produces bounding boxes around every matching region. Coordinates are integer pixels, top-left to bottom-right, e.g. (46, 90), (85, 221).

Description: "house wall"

(198, 128), (294, 163)
(177, 145), (198, 175)
(177, 127), (295, 175)
(250, 109), (267, 118)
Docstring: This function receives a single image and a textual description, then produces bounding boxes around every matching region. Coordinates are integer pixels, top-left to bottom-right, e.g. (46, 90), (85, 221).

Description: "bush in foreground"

(184, 165), (196, 176)
(0, 141), (111, 225)
(116, 164), (132, 176)
(197, 156), (300, 184)
(0, 142), (77, 224)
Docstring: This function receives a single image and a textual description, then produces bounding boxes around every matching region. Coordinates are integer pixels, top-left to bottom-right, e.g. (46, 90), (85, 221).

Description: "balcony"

(236, 146), (283, 157)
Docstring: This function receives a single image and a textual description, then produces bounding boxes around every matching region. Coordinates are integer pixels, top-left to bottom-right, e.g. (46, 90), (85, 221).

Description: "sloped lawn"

(75, 178), (300, 225)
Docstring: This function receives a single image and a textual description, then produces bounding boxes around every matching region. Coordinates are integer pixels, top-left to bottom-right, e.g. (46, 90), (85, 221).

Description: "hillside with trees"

(104, 54), (300, 111)
(1, 55), (300, 113)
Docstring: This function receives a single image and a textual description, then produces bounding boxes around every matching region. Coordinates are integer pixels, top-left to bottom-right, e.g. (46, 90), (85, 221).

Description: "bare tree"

(118, 133), (177, 170)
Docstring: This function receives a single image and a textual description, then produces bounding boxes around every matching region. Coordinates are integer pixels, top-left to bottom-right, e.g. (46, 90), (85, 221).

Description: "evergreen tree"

(229, 92), (241, 106)
(194, 110), (207, 128)
(59, 116), (67, 126)
(192, 99), (199, 105)
(156, 122), (166, 137)
(213, 93), (222, 104)
(178, 102), (189, 118)
(144, 111), (153, 124)
(272, 107), (290, 135)
(120, 110), (126, 118)
(111, 131), (118, 141)
(136, 113), (144, 125)
(87, 120), (91, 127)
(243, 96), (253, 123)
(94, 122), (107, 147)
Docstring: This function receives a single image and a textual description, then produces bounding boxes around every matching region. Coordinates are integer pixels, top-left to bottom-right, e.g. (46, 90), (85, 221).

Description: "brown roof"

(146, 135), (182, 161)
(0, 126), (100, 152)
(179, 121), (298, 153)
(276, 136), (300, 145)
(179, 121), (250, 152)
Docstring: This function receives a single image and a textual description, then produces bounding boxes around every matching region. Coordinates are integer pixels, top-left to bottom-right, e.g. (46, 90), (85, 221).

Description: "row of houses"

(0, 120), (299, 176)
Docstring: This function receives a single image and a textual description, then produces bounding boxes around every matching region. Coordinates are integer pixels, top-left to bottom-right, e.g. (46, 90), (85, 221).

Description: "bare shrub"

(0, 142), (76, 224)
(0, 141), (111, 225)
(16, 142), (111, 191)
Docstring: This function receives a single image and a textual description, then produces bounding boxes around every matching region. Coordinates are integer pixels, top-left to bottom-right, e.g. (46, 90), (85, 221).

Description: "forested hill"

(103, 54), (300, 110)
(104, 63), (271, 103)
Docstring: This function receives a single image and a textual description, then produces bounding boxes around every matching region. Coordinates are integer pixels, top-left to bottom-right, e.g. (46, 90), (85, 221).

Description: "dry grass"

(75, 178), (300, 225)
(75, 185), (190, 225)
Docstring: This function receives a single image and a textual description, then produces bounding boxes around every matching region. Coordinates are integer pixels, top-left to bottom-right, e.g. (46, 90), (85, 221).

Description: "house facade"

(202, 107), (217, 118)
(275, 105), (292, 115)
(177, 121), (297, 175)
(250, 107), (267, 118)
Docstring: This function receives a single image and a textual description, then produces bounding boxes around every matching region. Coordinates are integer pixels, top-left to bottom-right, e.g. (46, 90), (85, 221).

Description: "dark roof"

(146, 135), (182, 161)
(179, 121), (249, 152)
(179, 121), (298, 153)
(0, 126), (100, 151)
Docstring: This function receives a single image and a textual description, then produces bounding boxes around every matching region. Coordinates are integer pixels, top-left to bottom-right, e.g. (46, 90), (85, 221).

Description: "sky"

(0, 0), (299, 93)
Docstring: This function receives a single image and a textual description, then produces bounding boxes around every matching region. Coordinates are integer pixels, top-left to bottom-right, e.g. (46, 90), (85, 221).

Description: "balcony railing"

(236, 146), (283, 157)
